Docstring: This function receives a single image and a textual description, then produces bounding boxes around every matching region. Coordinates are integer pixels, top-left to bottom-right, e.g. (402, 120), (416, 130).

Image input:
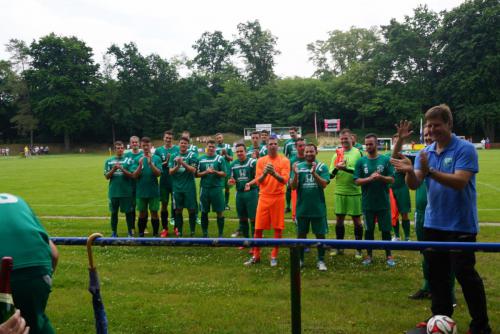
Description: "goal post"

(244, 125), (302, 140)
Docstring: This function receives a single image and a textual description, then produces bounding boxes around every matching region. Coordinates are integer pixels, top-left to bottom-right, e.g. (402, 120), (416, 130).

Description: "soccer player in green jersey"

(124, 135), (143, 233)
(247, 131), (262, 159)
(289, 138), (306, 221)
(132, 137), (162, 237)
(169, 137), (199, 237)
(354, 133), (396, 267)
(229, 144), (258, 240)
(104, 141), (135, 237)
(352, 133), (364, 152)
(154, 130), (179, 237)
(197, 140), (227, 237)
(291, 143), (330, 271)
(330, 128), (364, 258)
(182, 130), (199, 157)
(0, 193), (59, 334)
(259, 129), (269, 156)
(390, 134), (412, 241)
(284, 127), (299, 213)
(215, 133), (233, 210)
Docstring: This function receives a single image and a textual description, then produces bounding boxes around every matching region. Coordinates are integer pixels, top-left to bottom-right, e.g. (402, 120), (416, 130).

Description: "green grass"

(1, 151), (500, 333)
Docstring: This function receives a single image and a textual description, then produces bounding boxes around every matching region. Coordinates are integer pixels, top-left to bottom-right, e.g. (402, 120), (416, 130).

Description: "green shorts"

(236, 189), (258, 219)
(334, 194), (362, 216)
(392, 187), (411, 214)
(160, 185), (173, 203)
(363, 209), (391, 233)
(11, 267), (54, 334)
(109, 197), (134, 213)
(136, 197), (160, 212)
(297, 216), (328, 235)
(415, 209), (425, 241)
(199, 187), (225, 213)
(173, 191), (197, 210)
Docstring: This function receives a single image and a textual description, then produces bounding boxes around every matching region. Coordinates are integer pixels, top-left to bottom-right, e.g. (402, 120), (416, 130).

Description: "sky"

(0, 0), (465, 78)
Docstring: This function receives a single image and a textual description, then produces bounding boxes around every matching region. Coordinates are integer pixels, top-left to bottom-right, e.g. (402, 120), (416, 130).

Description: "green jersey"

(246, 145), (261, 159)
(215, 143), (233, 173)
(330, 147), (363, 195)
(283, 138), (298, 159)
(136, 155), (163, 198)
(259, 143), (268, 156)
(416, 182), (427, 211)
(353, 154), (394, 211)
(230, 158), (257, 192)
(295, 160), (330, 217)
(354, 143), (364, 151)
(383, 153), (408, 190)
(198, 154), (225, 188)
(0, 194), (52, 272)
(154, 145), (179, 187)
(169, 151), (199, 192)
(104, 155), (134, 198)
(187, 144), (199, 157)
(124, 150), (144, 172)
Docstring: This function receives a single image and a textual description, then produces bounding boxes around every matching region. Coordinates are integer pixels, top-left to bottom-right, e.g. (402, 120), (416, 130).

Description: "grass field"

(1, 150), (499, 333)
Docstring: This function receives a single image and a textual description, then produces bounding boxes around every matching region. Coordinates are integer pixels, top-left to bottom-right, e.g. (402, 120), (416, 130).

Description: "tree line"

(0, 0), (498, 150)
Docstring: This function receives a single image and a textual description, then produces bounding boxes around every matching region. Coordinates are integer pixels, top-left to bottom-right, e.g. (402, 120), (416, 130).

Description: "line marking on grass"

(477, 181), (500, 193)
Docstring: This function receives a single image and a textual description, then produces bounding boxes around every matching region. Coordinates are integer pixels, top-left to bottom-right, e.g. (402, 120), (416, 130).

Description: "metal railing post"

(290, 247), (301, 334)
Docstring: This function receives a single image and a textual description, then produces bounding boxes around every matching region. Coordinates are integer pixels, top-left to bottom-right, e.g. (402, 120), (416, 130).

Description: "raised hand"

(395, 120), (414, 141)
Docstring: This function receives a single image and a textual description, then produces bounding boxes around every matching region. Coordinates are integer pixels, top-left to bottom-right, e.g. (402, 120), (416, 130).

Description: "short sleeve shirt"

(136, 155), (163, 198)
(296, 160), (330, 217)
(353, 154), (394, 211)
(169, 151), (199, 193)
(198, 154), (225, 188)
(330, 147), (363, 195)
(231, 158), (257, 192)
(415, 135), (479, 233)
(284, 139), (298, 159)
(154, 145), (179, 187)
(215, 143), (233, 173)
(104, 155), (134, 198)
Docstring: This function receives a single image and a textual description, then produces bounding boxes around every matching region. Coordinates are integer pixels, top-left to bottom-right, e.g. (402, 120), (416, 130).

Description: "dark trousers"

(423, 228), (490, 333)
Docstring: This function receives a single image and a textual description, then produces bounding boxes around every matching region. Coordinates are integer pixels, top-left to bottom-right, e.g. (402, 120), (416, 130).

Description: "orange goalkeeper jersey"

(255, 154), (290, 196)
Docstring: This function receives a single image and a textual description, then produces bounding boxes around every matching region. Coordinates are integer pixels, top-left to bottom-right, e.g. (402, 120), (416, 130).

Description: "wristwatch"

(428, 167), (436, 177)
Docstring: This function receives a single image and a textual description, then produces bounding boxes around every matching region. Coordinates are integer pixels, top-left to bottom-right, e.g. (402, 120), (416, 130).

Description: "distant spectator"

(485, 137), (490, 149)
(481, 138), (486, 149)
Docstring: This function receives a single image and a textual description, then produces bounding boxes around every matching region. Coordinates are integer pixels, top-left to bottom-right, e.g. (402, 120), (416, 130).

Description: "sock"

(239, 219), (249, 238)
(151, 218), (160, 236)
(189, 212), (196, 235)
(335, 224), (345, 240)
(297, 233), (307, 261)
(365, 229), (375, 257)
(138, 217), (147, 235)
(225, 189), (230, 206)
(271, 229), (282, 258)
(160, 211), (168, 230)
(253, 229), (263, 259)
(131, 211), (136, 231)
(110, 212), (118, 233)
(316, 234), (326, 262)
(402, 219), (410, 240)
(175, 213), (183, 236)
(201, 212), (209, 237)
(125, 212), (134, 234)
(382, 231), (392, 257)
(422, 257), (430, 291)
(217, 217), (225, 237)
(393, 220), (400, 238)
(354, 224), (363, 252)
(286, 186), (291, 209)
(250, 220), (255, 239)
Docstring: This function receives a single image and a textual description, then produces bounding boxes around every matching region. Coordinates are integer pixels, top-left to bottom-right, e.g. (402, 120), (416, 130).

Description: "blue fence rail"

(51, 237), (500, 334)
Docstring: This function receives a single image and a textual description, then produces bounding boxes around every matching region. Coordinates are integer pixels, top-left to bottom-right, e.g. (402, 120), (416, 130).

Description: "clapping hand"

(390, 153), (413, 173)
(310, 162), (317, 173)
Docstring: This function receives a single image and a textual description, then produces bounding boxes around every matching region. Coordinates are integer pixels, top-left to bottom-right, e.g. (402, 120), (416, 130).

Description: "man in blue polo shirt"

(391, 105), (491, 334)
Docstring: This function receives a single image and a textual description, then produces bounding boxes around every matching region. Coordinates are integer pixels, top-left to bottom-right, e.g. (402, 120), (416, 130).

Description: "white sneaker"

(391, 236), (400, 242)
(270, 258), (278, 267)
(317, 261), (327, 271)
(355, 250), (363, 259)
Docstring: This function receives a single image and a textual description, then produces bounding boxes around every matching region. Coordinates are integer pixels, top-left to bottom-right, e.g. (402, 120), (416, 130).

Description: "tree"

(307, 27), (381, 78)
(25, 33), (99, 150)
(236, 20), (280, 89)
(192, 31), (237, 93)
(436, 0), (500, 140)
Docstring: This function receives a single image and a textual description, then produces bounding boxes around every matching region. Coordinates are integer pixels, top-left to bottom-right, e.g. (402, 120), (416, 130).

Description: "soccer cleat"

(196, 217), (201, 225)
(270, 257), (278, 267)
(225, 205), (230, 211)
(362, 257), (373, 266)
(169, 218), (175, 226)
(244, 257), (260, 266)
(409, 289), (431, 300)
(317, 261), (327, 271)
(127, 233), (134, 238)
(391, 236), (401, 242)
(386, 256), (396, 267)
(355, 250), (363, 259)
(300, 260), (304, 268)
(111, 232), (118, 238)
(174, 227), (180, 237)
(152, 234), (159, 238)
(231, 230), (241, 238)
(238, 246), (245, 250)
(160, 229), (168, 238)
